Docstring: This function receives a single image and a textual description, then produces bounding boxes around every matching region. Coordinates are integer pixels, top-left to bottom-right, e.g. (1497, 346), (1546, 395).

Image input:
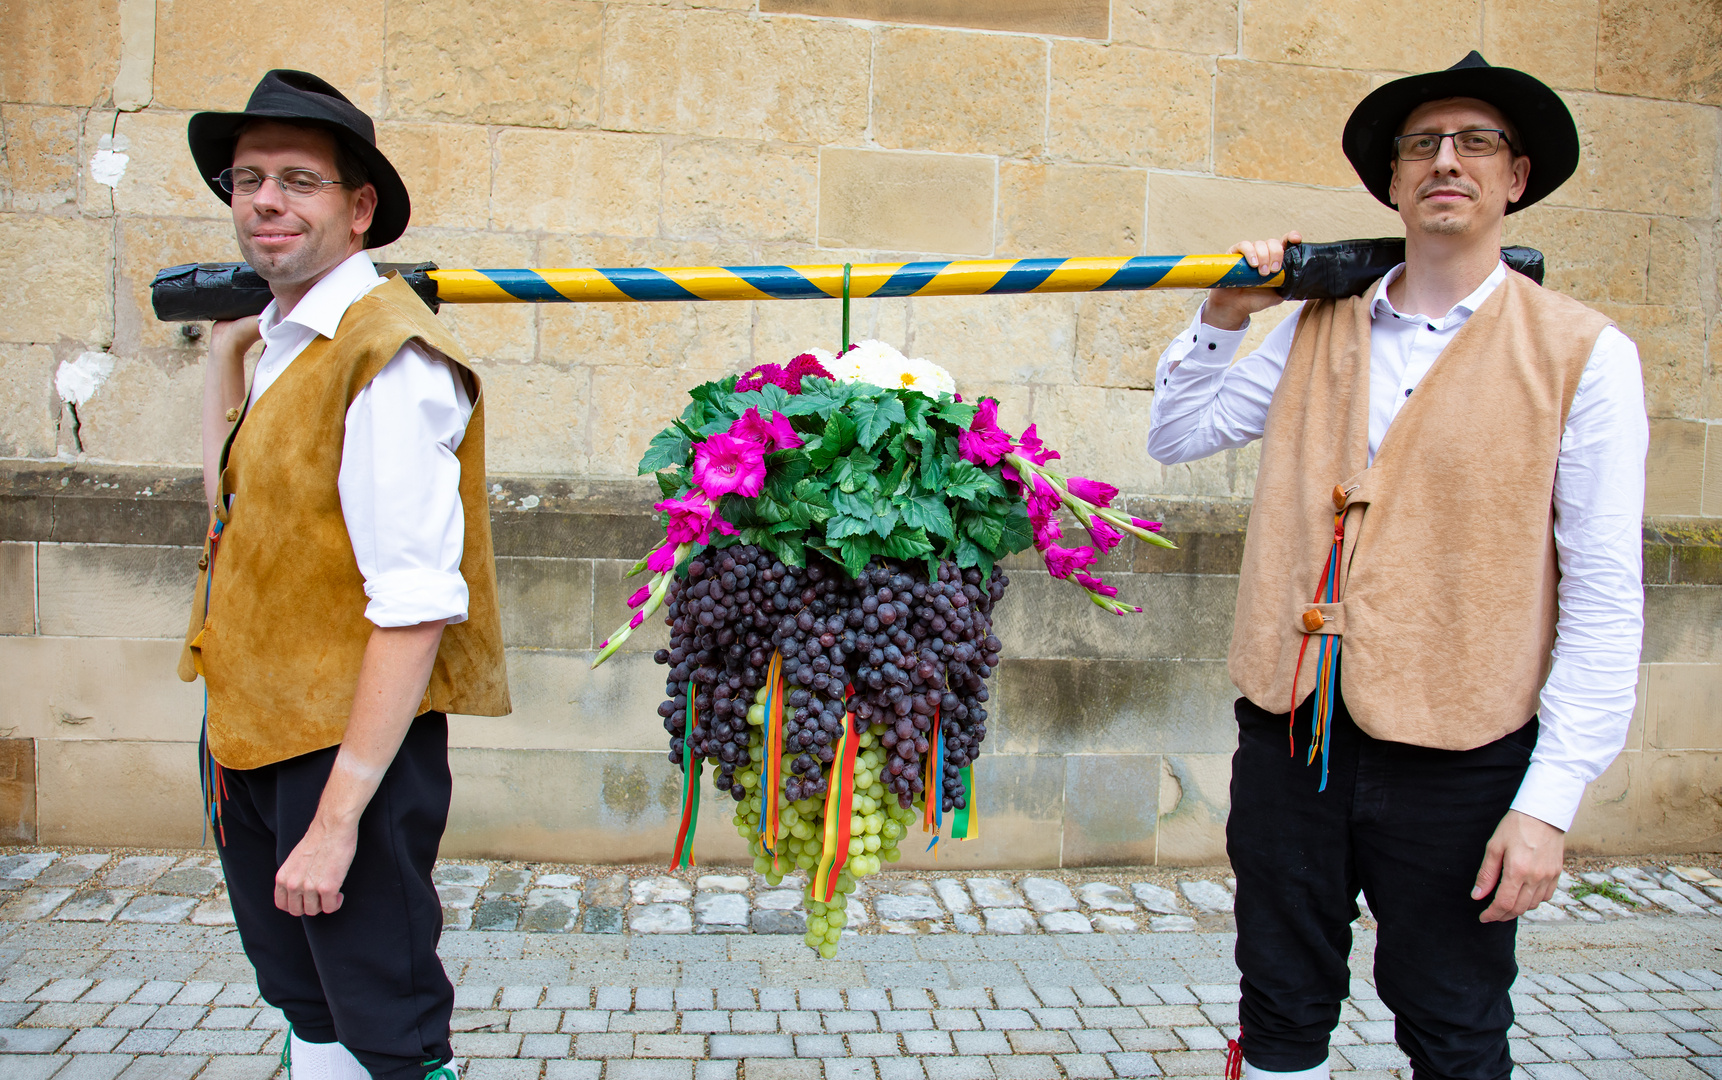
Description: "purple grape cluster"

(653, 550), (1008, 812)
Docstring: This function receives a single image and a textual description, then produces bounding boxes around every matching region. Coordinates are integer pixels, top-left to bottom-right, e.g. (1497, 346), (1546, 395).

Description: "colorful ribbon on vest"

(671, 678), (702, 869)
(922, 709), (944, 853)
(756, 652), (786, 866)
(810, 712), (858, 903)
(198, 517), (227, 847)
(1290, 511), (1346, 791)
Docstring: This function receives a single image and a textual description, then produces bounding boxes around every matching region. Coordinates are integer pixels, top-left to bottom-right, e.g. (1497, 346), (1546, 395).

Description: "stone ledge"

(2, 461), (1717, 581)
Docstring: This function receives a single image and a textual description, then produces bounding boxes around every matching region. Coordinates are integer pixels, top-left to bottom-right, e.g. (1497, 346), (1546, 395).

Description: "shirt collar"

(1372, 259), (1507, 326)
(259, 251), (381, 341)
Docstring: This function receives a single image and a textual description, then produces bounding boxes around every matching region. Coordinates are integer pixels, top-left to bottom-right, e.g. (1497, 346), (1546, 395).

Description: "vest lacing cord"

(199, 516), (228, 847)
(1225, 1033), (1244, 1080)
(1290, 510), (1345, 791)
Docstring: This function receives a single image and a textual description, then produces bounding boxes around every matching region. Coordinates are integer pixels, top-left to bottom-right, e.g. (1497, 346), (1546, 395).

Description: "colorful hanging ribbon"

(811, 712), (858, 903)
(756, 652), (786, 865)
(1290, 510), (1346, 791)
(950, 764), (978, 841)
(670, 679), (702, 869)
(922, 709), (944, 853)
(197, 516), (227, 847)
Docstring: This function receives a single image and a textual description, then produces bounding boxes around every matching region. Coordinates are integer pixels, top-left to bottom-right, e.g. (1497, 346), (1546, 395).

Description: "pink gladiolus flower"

(628, 610), (645, 630)
(736, 363), (784, 393)
(730, 407), (803, 451)
(784, 353), (833, 387)
(957, 399), (1014, 466)
(1131, 517), (1164, 533)
(1086, 517), (1124, 553)
(1028, 474), (1062, 518)
(1031, 511), (1063, 551)
(647, 542), (679, 573)
(1075, 573), (1119, 597)
(1042, 543), (1098, 580)
(1066, 476), (1118, 508)
(1016, 424), (1061, 466)
(657, 493), (721, 544)
(627, 586), (651, 608)
(599, 638), (609, 649)
(693, 433), (767, 498)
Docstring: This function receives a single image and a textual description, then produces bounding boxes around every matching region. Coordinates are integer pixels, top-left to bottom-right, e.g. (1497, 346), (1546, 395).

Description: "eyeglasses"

(1393, 129), (1515, 161)
(215, 167), (353, 198)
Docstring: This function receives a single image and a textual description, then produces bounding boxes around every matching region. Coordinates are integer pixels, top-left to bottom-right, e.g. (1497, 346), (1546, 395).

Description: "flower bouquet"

(595, 340), (1173, 956)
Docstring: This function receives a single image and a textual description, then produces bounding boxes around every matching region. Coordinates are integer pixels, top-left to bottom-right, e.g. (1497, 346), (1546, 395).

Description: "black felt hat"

(1342, 51), (1579, 215)
(188, 70), (410, 247)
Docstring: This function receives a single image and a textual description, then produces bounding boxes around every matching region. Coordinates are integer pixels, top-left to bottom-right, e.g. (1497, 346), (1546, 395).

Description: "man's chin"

(1416, 213), (1473, 237)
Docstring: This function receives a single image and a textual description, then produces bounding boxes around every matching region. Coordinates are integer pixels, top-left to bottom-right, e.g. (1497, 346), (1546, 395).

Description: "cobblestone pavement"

(6, 850), (1722, 1080)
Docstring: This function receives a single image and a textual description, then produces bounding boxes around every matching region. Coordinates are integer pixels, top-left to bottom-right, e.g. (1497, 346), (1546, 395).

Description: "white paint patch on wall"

(90, 134), (131, 188)
(55, 353), (118, 406)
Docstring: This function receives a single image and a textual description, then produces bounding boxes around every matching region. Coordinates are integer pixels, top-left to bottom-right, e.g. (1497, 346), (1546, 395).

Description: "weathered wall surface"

(0, 0), (1718, 862)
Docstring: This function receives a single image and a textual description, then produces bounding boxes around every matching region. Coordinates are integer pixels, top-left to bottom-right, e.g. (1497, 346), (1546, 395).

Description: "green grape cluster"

(728, 687), (919, 957)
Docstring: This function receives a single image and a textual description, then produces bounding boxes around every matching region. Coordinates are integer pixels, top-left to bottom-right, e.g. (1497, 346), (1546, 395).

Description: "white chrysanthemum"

(831, 339), (957, 397)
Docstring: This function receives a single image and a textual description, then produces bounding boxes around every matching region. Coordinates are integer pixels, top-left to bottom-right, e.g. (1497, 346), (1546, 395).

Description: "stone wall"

(0, 0), (1718, 863)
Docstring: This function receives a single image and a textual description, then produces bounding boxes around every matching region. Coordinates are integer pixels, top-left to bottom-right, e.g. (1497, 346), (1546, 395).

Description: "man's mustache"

(1417, 177), (1480, 201)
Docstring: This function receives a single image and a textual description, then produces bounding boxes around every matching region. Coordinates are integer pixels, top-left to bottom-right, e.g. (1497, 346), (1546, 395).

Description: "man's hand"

(1203, 231), (1302, 331)
(210, 315), (263, 361)
(202, 317), (262, 508)
(1472, 808), (1566, 922)
(275, 815), (358, 916)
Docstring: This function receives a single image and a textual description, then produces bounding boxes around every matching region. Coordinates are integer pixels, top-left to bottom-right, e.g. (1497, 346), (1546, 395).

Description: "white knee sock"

(1242, 1060), (1331, 1080)
(288, 1031), (371, 1080)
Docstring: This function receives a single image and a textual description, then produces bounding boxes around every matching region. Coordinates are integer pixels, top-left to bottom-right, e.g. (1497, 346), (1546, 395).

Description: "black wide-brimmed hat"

(1342, 51), (1579, 215)
(188, 70), (410, 247)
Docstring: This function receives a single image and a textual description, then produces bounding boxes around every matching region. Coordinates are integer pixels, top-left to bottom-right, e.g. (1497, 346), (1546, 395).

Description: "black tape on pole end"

(1278, 239), (1544, 300)
(150, 261), (441, 322)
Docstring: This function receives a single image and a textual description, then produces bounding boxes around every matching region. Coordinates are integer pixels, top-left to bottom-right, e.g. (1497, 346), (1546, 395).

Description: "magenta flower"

(957, 399), (1014, 466)
(1075, 573), (1118, 598)
(1031, 511), (1063, 551)
(1066, 476), (1118, 508)
(736, 363), (784, 393)
(1085, 517), (1123, 554)
(730, 407), (803, 451)
(656, 493), (722, 544)
(1016, 424), (1061, 466)
(1042, 543), (1098, 580)
(647, 542), (678, 573)
(693, 433), (767, 498)
(784, 353), (833, 387)
(627, 586), (651, 609)
(628, 610), (645, 630)
(1027, 474), (1062, 519)
(1131, 517), (1164, 533)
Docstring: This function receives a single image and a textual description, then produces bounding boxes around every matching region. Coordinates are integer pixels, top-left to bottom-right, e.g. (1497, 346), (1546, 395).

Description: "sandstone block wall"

(0, 0), (1717, 862)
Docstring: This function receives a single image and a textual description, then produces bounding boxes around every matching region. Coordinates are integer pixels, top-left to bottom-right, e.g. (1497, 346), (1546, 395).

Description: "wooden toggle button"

(1302, 608), (1326, 632)
(1332, 484), (1347, 510)
(226, 408), (240, 422)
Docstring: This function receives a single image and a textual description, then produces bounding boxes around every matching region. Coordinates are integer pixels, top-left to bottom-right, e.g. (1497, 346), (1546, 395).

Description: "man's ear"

(1507, 155), (1530, 205)
(351, 183), (378, 244)
(1388, 158), (1400, 208)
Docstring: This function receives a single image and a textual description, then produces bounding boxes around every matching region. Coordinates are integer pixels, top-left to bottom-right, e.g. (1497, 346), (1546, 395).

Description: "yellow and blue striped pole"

(150, 243), (1542, 321)
(426, 254), (1283, 305)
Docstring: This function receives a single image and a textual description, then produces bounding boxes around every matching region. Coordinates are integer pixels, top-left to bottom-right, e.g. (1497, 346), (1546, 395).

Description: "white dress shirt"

(249, 251), (474, 629)
(1147, 261), (1648, 832)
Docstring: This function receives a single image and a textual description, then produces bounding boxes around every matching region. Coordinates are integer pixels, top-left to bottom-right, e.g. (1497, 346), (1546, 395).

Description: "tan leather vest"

(1229, 270), (1611, 750)
(179, 274), (511, 770)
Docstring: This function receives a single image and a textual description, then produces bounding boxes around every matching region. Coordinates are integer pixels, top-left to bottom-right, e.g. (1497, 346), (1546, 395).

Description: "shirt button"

(1405, 388), (1412, 397)
(1207, 343), (1216, 350)
(1426, 323), (1436, 331)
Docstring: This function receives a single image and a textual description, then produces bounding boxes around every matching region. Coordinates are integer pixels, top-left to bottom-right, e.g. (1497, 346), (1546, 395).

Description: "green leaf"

(808, 411), (856, 470)
(849, 395), (907, 451)
(826, 515), (872, 540)
(882, 526), (934, 561)
(868, 499), (901, 539)
(638, 427), (691, 474)
(750, 383), (793, 415)
(831, 448), (880, 493)
(830, 491), (872, 519)
(654, 469), (691, 499)
(765, 448), (810, 490)
(901, 394), (934, 443)
(936, 399), (978, 429)
(954, 537), (993, 576)
(961, 510), (1004, 551)
(837, 534), (884, 578)
(782, 380), (852, 417)
(945, 459), (1004, 501)
(918, 438), (948, 492)
(997, 501), (1034, 554)
(792, 479), (833, 512)
(897, 493), (954, 538)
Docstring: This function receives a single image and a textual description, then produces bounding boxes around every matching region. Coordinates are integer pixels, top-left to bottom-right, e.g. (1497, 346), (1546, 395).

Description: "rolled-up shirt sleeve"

(1147, 303), (1302, 465)
(338, 340), (475, 628)
(1511, 326), (1648, 831)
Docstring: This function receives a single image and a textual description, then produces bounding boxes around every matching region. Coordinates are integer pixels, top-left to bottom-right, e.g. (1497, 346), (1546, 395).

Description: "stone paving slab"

(6, 852), (1722, 1078)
